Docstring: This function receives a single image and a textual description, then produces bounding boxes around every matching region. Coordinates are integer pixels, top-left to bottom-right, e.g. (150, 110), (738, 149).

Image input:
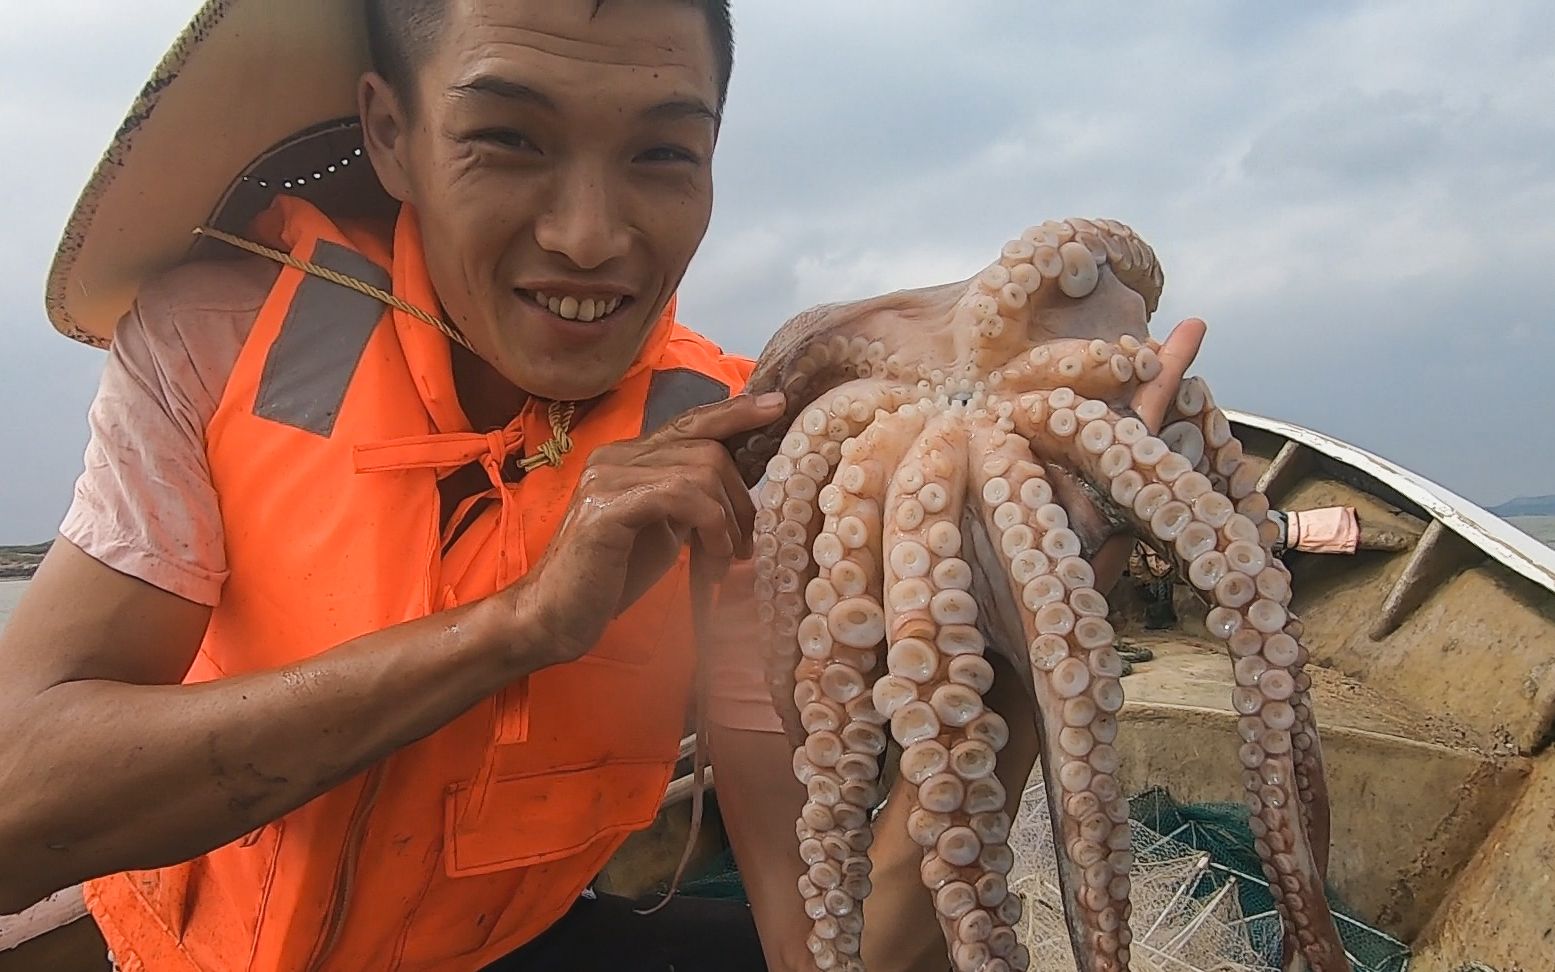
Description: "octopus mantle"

(728, 219), (1348, 972)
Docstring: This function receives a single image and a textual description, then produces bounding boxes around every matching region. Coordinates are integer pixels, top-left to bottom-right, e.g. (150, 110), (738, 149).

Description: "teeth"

(533, 290), (623, 321)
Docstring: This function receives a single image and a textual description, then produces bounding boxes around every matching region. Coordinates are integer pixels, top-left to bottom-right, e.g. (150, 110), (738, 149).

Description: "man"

(0, 2), (1205, 970)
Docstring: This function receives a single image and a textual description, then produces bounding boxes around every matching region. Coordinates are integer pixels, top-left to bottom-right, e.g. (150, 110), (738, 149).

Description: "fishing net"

(675, 784), (1411, 972)
(1009, 782), (1412, 972)
(677, 847), (749, 900)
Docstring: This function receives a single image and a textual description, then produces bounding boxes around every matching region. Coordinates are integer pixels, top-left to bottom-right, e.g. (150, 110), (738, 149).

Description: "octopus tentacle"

(951, 229), (1159, 389)
(734, 335), (886, 481)
(755, 379), (902, 744)
(1158, 378), (1333, 874)
(1012, 391), (1350, 972)
(1160, 377), (1278, 542)
(967, 417), (1133, 972)
(879, 409), (1028, 972)
(1277, 614), (1333, 881)
(990, 335), (1153, 401)
(794, 406), (926, 971)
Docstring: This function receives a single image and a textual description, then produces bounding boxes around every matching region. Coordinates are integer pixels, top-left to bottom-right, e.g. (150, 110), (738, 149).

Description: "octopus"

(724, 218), (1349, 972)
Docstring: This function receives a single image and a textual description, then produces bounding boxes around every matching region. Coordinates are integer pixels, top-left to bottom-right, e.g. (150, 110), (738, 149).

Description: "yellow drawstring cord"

(194, 225), (577, 472)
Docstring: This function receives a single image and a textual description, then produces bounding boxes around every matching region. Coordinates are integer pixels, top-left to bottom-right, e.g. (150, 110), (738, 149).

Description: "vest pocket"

(124, 861), (195, 942)
(187, 821), (284, 966)
(119, 821), (283, 968)
(442, 759), (673, 877)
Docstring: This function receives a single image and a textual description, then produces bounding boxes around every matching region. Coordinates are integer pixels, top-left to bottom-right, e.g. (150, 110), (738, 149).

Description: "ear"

(358, 72), (414, 203)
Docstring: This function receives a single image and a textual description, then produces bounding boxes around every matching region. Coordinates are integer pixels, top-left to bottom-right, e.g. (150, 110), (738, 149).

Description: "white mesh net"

(1009, 780), (1276, 972)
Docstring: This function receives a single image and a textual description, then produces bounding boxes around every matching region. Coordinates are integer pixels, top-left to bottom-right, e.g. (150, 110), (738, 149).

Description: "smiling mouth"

(523, 290), (631, 323)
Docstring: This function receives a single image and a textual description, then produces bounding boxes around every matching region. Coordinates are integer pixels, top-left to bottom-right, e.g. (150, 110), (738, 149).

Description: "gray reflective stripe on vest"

(253, 241), (389, 436)
(640, 368), (731, 436)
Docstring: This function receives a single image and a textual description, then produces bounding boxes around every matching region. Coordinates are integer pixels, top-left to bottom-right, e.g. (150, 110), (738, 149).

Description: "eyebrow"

(644, 98), (721, 125)
(450, 75), (558, 108)
(450, 74), (719, 124)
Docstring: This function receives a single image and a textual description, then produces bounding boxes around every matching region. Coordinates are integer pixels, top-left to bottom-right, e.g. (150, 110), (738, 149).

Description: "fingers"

(651, 391), (787, 445)
(564, 392), (783, 602)
(1132, 317), (1207, 433)
(716, 454), (757, 559)
(698, 468), (744, 562)
(637, 392), (778, 557)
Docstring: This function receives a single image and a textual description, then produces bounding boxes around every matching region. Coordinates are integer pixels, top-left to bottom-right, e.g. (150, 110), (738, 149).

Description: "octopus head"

(731, 218), (1164, 485)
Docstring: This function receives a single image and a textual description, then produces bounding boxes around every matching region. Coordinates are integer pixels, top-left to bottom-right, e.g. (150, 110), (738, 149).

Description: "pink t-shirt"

(59, 256), (779, 732)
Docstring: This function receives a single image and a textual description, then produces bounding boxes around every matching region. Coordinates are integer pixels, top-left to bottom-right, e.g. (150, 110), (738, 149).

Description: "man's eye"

(475, 130), (538, 151)
(636, 145), (699, 164)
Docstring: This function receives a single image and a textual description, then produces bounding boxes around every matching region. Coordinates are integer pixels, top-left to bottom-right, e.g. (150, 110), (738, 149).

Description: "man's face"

(366, 0), (721, 401)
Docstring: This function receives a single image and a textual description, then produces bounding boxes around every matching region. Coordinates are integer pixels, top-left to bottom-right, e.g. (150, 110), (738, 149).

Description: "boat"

(5, 411), (1553, 971)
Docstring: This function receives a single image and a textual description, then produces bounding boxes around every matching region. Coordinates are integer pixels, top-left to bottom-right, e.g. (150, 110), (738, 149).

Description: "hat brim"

(46, 0), (373, 346)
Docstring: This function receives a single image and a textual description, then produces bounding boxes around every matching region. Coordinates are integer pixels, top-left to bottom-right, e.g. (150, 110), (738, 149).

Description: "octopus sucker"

(731, 217), (1349, 971)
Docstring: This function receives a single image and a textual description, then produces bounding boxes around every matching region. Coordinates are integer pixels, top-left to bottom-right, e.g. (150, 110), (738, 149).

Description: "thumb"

(1132, 318), (1206, 432)
(650, 391), (788, 444)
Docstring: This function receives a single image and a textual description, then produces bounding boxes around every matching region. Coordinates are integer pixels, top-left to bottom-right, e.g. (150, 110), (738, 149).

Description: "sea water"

(1510, 515), (1555, 548)
(0, 579), (27, 631)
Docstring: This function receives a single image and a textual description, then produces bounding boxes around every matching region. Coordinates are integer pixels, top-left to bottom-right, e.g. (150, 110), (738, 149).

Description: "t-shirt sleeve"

(58, 262), (263, 606)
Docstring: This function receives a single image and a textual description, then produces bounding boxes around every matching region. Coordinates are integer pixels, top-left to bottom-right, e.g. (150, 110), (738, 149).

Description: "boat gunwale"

(1226, 409), (1555, 597)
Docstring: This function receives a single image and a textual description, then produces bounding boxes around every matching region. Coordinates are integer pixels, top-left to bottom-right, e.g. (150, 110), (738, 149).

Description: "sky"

(2, 0), (1553, 543)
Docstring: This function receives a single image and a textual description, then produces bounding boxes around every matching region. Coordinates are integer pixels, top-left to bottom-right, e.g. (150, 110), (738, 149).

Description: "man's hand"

(1131, 317), (1208, 432)
(515, 391), (787, 667)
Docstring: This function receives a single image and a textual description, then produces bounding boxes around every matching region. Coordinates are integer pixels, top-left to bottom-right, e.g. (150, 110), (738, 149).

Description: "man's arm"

(0, 393), (784, 915)
(707, 725), (815, 972)
(701, 556), (815, 971)
(0, 538), (543, 914)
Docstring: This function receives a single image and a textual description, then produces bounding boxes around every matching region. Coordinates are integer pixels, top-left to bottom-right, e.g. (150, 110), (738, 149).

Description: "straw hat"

(45, 1), (395, 347)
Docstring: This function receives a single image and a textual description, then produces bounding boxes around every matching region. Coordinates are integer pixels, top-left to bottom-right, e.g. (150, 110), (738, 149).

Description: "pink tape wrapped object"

(1288, 506), (1360, 554)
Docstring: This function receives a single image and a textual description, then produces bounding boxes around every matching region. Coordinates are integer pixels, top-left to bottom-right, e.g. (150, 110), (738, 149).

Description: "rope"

(195, 226), (578, 472)
(518, 401), (577, 472)
(194, 225), (473, 351)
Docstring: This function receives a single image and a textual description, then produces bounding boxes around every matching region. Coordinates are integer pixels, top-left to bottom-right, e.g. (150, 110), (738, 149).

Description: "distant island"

(0, 542), (50, 580)
(1489, 494), (1555, 518)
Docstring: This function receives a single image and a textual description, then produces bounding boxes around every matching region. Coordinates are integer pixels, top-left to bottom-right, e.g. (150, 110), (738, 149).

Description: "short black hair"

(365, 0), (735, 112)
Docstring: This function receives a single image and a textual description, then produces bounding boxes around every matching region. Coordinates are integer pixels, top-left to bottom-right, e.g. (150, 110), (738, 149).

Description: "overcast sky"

(2, 1), (1553, 543)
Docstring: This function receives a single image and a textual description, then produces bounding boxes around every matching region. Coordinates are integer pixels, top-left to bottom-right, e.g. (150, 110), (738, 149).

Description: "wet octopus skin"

(724, 218), (1348, 972)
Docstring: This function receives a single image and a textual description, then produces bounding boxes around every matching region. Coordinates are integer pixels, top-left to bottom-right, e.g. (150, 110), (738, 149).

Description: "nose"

(534, 165), (631, 270)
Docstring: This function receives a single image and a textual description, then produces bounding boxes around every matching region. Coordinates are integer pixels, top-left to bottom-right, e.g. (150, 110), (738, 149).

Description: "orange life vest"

(83, 195), (754, 971)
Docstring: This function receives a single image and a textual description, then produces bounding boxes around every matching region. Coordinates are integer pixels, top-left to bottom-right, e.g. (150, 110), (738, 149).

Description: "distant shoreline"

(0, 542), (50, 581)
(1490, 494), (1555, 518)
(0, 512), (1550, 584)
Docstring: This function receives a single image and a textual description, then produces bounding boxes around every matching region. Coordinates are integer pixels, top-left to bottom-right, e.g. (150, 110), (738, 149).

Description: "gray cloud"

(3, 0), (1553, 542)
